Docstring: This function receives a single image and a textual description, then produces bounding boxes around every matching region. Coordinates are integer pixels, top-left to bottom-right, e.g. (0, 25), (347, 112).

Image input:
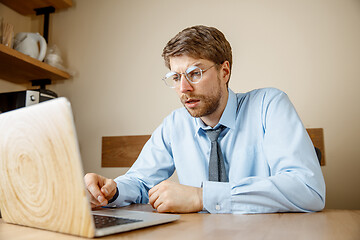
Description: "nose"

(179, 74), (194, 93)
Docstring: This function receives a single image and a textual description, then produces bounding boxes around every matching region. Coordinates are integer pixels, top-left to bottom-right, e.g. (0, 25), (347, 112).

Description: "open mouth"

(185, 99), (200, 108)
(186, 99), (199, 104)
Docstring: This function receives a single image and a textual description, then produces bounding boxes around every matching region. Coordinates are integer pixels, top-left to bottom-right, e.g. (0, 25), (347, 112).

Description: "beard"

(180, 85), (222, 118)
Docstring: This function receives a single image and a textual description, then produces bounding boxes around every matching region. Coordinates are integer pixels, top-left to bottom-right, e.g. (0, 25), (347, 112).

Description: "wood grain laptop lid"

(0, 98), (95, 238)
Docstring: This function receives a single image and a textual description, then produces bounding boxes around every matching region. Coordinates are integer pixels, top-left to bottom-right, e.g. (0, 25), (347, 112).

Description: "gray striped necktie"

(205, 126), (228, 182)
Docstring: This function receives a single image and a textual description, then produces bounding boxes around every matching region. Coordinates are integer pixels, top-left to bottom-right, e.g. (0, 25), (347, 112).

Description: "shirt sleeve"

(203, 90), (326, 214)
(108, 118), (175, 207)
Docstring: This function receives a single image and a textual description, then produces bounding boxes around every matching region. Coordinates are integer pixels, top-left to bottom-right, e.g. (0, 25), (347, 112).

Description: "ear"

(220, 61), (230, 85)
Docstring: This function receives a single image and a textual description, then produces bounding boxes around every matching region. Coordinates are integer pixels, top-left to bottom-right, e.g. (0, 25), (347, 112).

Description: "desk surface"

(1, 204), (359, 240)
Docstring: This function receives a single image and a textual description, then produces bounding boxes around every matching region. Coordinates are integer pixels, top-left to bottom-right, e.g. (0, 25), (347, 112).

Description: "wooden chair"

(102, 128), (325, 167)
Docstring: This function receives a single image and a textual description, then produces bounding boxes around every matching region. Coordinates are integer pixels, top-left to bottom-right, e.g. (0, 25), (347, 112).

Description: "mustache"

(180, 94), (205, 102)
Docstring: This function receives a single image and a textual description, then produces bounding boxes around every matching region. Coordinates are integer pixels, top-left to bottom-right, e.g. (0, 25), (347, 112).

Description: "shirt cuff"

(108, 187), (119, 204)
(202, 181), (232, 213)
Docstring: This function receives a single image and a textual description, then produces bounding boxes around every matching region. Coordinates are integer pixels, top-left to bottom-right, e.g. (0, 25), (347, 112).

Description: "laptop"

(0, 97), (180, 238)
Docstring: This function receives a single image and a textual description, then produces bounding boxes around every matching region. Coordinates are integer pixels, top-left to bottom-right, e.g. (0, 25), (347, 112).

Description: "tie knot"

(205, 127), (223, 142)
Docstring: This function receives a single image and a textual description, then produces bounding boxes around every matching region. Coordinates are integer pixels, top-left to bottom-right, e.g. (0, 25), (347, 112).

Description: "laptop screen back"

(0, 98), (96, 237)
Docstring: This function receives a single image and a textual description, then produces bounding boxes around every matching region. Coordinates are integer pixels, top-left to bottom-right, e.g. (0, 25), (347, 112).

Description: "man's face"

(169, 55), (229, 120)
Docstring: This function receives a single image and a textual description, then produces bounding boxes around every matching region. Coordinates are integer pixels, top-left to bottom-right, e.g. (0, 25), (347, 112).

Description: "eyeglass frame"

(162, 64), (217, 88)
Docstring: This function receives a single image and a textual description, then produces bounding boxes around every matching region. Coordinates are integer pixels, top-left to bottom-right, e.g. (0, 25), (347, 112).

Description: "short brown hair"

(162, 25), (232, 74)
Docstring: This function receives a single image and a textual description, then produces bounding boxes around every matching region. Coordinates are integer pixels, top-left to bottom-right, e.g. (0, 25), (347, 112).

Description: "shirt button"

(215, 204), (221, 211)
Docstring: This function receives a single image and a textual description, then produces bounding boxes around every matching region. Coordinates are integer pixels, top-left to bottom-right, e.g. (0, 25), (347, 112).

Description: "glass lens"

(163, 72), (180, 87)
(186, 66), (202, 83)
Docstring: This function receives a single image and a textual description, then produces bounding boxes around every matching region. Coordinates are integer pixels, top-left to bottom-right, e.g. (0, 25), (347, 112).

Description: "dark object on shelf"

(0, 87), (57, 114)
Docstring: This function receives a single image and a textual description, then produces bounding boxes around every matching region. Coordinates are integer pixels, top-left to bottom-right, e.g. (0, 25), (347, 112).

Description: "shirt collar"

(194, 88), (237, 136)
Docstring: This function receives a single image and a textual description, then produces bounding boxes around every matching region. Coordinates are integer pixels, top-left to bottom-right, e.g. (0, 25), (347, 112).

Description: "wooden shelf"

(0, 0), (72, 15)
(0, 44), (70, 83)
(0, 0), (72, 84)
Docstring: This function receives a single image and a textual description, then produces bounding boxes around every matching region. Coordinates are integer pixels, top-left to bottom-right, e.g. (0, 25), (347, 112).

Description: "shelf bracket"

(31, 79), (58, 98)
(31, 79), (52, 89)
(34, 6), (55, 43)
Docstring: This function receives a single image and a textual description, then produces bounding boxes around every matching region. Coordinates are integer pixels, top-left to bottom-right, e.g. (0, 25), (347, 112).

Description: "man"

(85, 25), (325, 214)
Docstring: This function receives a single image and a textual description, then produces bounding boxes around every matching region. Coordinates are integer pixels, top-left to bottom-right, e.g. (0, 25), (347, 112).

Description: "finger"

(153, 191), (166, 210)
(156, 202), (165, 213)
(87, 190), (105, 209)
(101, 179), (117, 200)
(84, 174), (104, 202)
(148, 185), (161, 207)
(153, 198), (161, 210)
(89, 184), (106, 203)
(156, 201), (169, 213)
(149, 189), (160, 208)
(102, 187), (117, 202)
(148, 184), (160, 197)
(87, 181), (107, 206)
(87, 189), (100, 205)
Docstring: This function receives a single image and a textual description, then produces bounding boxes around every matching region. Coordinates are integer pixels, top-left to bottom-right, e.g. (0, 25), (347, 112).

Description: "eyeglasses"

(162, 64), (216, 88)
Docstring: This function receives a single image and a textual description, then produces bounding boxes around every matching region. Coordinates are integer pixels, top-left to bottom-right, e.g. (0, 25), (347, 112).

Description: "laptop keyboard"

(93, 214), (143, 229)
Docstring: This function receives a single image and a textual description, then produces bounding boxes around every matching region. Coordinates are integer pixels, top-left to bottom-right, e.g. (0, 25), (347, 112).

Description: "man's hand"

(84, 173), (117, 209)
(148, 180), (203, 213)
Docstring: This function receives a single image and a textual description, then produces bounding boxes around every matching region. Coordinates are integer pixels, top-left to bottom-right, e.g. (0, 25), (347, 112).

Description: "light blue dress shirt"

(111, 88), (326, 214)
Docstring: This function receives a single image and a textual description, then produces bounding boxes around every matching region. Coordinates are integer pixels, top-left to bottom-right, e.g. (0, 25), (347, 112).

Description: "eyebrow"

(192, 62), (205, 68)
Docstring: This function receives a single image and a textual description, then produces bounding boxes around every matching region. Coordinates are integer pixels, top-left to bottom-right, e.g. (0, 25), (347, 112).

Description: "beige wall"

(1, 0), (359, 210)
